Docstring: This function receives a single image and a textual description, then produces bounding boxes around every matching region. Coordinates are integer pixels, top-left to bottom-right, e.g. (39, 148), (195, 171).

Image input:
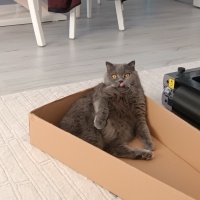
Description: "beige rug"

(0, 60), (199, 200)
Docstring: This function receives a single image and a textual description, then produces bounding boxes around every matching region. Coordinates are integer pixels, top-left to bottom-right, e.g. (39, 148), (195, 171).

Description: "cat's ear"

(127, 60), (135, 70)
(106, 61), (115, 72)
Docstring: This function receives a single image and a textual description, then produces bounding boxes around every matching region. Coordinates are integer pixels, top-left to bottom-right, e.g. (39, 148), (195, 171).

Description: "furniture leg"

(87, 0), (92, 18)
(193, 0), (200, 7)
(27, 0), (46, 46)
(69, 8), (76, 39)
(76, 5), (81, 18)
(115, 0), (125, 31)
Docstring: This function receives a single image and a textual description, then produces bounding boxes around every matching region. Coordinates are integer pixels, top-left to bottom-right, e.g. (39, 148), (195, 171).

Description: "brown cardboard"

(29, 88), (200, 200)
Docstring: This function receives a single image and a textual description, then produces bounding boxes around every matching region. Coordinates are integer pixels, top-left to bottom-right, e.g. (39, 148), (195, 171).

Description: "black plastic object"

(173, 86), (200, 126)
(162, 67), (200, 129)
(178, 67), (185, 74)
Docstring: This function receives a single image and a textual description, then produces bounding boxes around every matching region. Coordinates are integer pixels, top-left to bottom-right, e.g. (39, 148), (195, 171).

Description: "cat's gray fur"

(59, 61), (155, 160)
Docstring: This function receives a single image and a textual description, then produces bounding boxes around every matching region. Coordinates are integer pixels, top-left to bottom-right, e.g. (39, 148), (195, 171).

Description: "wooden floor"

(0, 0), (200, 95)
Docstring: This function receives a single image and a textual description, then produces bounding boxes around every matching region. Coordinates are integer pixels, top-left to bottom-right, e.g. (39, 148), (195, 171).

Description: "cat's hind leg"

(135, 122), (155, 151)
(104, 139), (153, 160)
(79, 128), (105, 149)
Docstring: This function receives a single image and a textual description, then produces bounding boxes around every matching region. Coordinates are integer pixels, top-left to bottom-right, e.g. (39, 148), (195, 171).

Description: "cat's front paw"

(94, 117), (106, 129)
(141, 150), (154, 160)
(135, 149), (153, 160)
(145, 142), (155, 151)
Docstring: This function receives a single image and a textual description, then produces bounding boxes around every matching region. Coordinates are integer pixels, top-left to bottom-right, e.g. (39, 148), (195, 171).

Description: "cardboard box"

(29, 88), (200, 200)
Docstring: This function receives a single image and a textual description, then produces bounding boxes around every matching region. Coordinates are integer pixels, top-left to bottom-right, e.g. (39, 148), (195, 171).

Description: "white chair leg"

(36, 0), (42, 20)
(76, 5), (81, 18)
(87, 0), (92, 18)
(193, 0), (200, 7)
(27, 0), (46, 46)
(114, 0), (125, 31)
(69, 8), (76, 39)
(97, 0), (101, 4)
(122, 3), (124, 11)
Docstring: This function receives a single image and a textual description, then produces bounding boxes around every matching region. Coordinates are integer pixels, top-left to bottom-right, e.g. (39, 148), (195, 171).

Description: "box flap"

(147, 98), (200, 173)
(30, 88), (93, 125)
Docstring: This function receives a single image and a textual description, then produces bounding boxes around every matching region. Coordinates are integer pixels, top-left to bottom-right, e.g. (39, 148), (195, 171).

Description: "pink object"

(120, 82), (125, 87)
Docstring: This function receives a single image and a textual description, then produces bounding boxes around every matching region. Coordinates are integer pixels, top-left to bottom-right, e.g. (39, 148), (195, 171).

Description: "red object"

(48, 0), (126, 13)
(48, 0), (81, 13)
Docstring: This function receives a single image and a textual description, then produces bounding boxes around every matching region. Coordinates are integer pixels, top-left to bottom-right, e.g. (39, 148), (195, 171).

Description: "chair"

(70, 0), (124, 39)
(28, 0), (124, 46)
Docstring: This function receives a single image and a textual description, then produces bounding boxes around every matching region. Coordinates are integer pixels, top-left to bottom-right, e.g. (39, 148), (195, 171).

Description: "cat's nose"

(119, 80), (123, 83)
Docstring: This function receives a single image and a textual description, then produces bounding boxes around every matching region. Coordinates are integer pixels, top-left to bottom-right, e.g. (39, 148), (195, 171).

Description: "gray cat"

(59, 61), (155, 160)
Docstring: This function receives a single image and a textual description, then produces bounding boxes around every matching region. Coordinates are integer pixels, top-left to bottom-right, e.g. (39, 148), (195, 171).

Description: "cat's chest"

(109, 93), (134, 110)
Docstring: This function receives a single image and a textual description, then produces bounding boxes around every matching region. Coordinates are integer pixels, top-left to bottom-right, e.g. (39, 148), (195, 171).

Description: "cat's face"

(104, 61), (137, 89)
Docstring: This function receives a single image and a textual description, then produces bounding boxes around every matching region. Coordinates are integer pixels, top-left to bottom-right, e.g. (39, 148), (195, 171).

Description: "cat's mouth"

(119, 82), (126, 88)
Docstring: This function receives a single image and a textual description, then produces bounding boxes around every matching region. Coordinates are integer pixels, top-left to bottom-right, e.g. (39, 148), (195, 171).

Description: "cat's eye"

(124, 73), (130, 78)
(112, 74), (117, 79)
